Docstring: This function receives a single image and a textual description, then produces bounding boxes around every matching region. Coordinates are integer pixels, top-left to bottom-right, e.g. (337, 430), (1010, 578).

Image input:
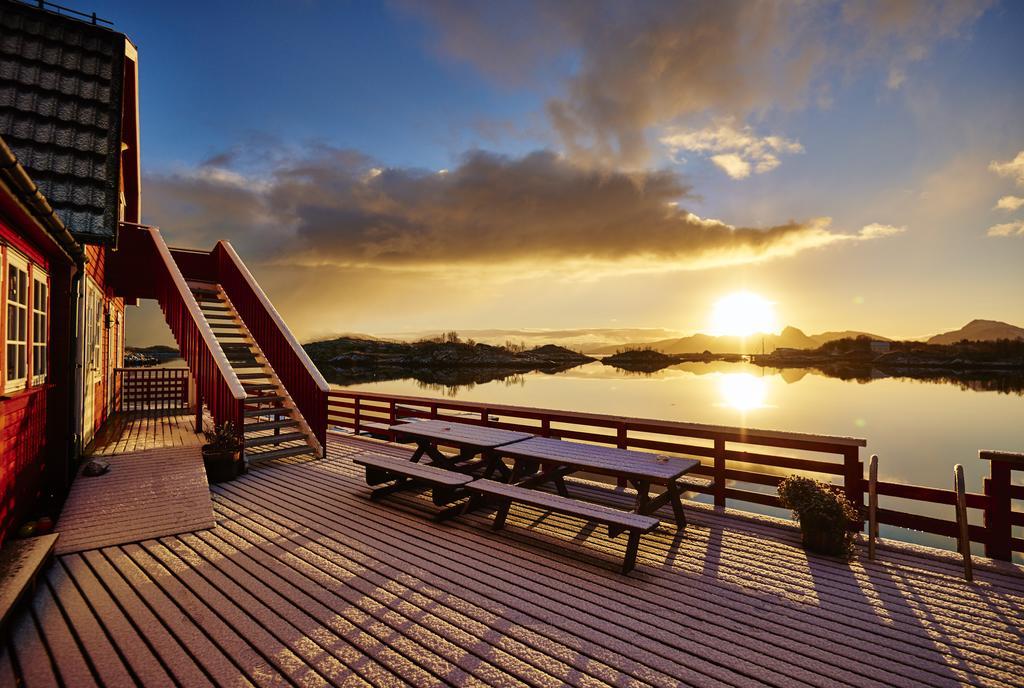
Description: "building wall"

(0, 216), (71, 546)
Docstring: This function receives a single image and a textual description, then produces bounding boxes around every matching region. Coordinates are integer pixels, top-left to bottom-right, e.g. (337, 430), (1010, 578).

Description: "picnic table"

(495, 436), (700, 528)
(389, 419), (533, 478)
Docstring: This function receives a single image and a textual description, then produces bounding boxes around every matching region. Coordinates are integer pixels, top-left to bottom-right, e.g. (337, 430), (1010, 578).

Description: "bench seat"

(354, 453), (472, 506)
(468, 479), (659, 574)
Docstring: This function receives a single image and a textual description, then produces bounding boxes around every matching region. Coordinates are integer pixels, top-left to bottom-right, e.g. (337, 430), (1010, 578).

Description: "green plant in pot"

(202, 422), (242, 483)
(778, 476), (857, 557)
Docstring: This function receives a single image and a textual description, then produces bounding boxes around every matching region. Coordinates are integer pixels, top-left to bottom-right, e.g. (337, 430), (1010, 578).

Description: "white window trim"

(31, 267), (49, 386)
(4, 249), (30, 394)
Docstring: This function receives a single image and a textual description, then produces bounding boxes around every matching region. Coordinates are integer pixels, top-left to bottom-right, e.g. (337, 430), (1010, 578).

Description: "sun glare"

(710, 292), (779, 337)
(717, 373), (768, 411)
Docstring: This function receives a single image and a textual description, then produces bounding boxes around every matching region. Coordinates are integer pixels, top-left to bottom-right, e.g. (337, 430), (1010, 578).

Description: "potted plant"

(778, 476), (857, 557)
(202, 422), (242, 483)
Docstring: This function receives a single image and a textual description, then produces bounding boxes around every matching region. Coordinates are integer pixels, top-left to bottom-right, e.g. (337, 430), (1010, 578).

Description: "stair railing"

(118, 224), (247, 443)
(211, 240), (329, 455)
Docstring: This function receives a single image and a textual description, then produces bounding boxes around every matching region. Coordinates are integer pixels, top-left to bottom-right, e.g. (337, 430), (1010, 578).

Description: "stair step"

(244, 406), (289, 417)
(245, 432), (306, 448)
(215, 333), (248, 339)
(202, 305), (231, 312)
(244, 419), (299, 431)
(236, 372), (269, 379)
(242, 383), (277, 391)
(246, 445), (317, 463)
(192, 292), (221, 301)
(246, 395), (285, 405)
(190, 287), (220, 296)
(204, 314), (236, 321)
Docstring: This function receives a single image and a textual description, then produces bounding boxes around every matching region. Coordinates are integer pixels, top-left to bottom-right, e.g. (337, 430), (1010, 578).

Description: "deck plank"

(3, 430), (1021, 687)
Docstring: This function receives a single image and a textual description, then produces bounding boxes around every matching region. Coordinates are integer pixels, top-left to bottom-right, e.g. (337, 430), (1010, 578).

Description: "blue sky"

(95, 0), (1024, 344)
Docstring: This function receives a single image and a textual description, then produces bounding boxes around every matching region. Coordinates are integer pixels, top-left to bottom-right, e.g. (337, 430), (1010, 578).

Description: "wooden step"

(242, 383), (277, 391)
(236, 372), (269, 380)
(246, 445), (317, 463)
(244, 418), (299, 432)
(245, 395), (285, 405)
(204, 314), (236, 321)
(243, 406), (289, 417)
(244, 432), (306, 448)
(215, 333), (247, 339)
(201, 305), (231, 312)
(190, 287), (220, 297)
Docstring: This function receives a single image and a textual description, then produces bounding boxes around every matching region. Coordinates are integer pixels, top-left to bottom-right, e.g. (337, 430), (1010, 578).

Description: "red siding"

(0, 212), (71, 546)
(83, 244), (124, 436)
(0, 387), (49, 545)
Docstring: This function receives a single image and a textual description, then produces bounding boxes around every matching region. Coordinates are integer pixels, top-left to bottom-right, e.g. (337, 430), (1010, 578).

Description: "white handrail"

(217, 240), (329, 392)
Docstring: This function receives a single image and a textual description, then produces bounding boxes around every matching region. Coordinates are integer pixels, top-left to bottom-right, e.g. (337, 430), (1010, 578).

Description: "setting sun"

(710, 292), (780, 337)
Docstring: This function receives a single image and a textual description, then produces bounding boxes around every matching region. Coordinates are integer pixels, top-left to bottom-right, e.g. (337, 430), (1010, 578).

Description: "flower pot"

(202, 447), (242, 483)
(799, 521), (846, 556)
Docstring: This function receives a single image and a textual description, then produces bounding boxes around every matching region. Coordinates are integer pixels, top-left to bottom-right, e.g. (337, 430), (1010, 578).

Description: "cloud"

(403, 1), (992, 165)
(661, 121), (803, 179)
(994, 195), (1024, 212)
(989, 151), (1024, 187)
(858, 223), (906, 239)
(143, 144), (898, 276)
(987, 221), (1024, 237)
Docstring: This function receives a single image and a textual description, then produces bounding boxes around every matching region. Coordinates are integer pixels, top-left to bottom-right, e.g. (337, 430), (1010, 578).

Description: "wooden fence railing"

(326, 390), (1024, 561)
(115, 368), (190, 412)
(326, 390), (866, 514)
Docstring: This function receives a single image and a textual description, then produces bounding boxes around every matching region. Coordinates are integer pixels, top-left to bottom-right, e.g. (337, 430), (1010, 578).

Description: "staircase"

(188, 280), (320, 465)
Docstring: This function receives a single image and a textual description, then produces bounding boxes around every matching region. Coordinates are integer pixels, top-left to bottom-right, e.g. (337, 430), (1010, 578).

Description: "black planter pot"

(799, 520), (847, 557)
(202, 447), (241, 483)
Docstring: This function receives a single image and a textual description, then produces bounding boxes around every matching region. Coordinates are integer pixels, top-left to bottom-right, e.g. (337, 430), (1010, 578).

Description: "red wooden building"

(0, 0), (326, 546)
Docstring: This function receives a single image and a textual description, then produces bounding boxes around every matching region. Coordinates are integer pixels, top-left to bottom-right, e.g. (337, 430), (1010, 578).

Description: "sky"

(98, 0), (1024, 346)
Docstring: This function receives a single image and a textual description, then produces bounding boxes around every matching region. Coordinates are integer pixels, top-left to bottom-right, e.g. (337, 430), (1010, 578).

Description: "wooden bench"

(353, 453), (472, 507)
(468, 479), (660, 574)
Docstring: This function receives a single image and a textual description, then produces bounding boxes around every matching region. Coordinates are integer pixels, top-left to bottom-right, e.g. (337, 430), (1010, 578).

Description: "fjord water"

(337, 361), (1024, 552)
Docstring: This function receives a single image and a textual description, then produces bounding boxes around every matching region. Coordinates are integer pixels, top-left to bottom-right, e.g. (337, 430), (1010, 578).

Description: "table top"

(389, 419), (535, 449)
(497, 436), (700, 482)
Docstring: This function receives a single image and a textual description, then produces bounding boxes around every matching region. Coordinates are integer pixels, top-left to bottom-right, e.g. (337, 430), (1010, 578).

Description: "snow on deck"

(3, 433), (1023, 686)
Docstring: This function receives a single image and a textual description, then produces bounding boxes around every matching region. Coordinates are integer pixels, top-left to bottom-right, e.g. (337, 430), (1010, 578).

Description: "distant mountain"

(378, 328), (685, 353)
(810, 331), (891, 346)
(591, 326), (893, 355)
(927, 320), (1024, 345)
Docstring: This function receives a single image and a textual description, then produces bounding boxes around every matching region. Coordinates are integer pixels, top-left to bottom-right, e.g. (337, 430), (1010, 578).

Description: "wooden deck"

(85, 410), (206, 456)
(2, 433), (1023, 686)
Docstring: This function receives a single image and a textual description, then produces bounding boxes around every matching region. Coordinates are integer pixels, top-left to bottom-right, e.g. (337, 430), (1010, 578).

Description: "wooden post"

(868, 454), (878, 560)
(979, 450), (1023, 561)
(954, 464), (973, 582)
(843, 447), (863, 518)
(713, 438), (726, 508)
(353, 396), (361, 434)
(616, 424), (628, 488)
(195, 388), (203, 434)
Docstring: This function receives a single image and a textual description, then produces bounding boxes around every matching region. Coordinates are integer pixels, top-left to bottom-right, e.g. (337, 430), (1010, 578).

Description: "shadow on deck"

(2, 432), (1022, 686)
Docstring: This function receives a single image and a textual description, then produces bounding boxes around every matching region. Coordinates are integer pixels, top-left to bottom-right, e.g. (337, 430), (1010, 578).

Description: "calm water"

(336, 361), (1024, 552)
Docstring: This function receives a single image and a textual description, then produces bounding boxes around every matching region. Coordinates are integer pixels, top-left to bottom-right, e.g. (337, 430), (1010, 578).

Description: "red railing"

(211, 241), (329, 455)
(113, 225), (246, 442)
(115, 367), (190, 412)
(326, 390), (866, 514)
(327, 390), (1024, 561)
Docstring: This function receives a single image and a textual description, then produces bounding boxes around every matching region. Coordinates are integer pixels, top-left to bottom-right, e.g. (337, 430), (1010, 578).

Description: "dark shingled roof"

(0, 0), (126, 245)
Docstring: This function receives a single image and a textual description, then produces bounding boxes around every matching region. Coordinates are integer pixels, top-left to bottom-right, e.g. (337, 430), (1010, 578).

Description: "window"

(5, 251), (29, 392)
(32, 271), (48, 385)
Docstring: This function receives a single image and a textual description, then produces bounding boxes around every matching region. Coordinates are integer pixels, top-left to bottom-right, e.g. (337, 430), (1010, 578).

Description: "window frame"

(31, 267), (49, 386)
(4, 249), (30, 394)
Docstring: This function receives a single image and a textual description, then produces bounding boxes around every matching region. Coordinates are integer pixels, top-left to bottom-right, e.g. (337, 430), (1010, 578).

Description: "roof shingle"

(0, 0), (126, 244)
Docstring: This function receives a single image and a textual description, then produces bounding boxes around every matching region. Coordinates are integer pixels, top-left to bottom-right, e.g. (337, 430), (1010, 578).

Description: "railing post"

(843, 447), (863, 521)
(868, 454), (878, 560)
(354, 396), (361, 434)
(979, 450), (1022, 561)
(616, 424), (628, 488)
(713, 438), (726, 508)
(954, 464), (973, 581)
(195, 388), (203, 434)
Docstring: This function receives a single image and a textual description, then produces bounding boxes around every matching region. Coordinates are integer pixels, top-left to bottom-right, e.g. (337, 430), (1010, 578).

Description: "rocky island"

(304, 334), (595, 387)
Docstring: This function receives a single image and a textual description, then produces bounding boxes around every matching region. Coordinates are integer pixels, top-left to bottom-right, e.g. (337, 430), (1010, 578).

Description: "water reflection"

(716, 373), (768, 411)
